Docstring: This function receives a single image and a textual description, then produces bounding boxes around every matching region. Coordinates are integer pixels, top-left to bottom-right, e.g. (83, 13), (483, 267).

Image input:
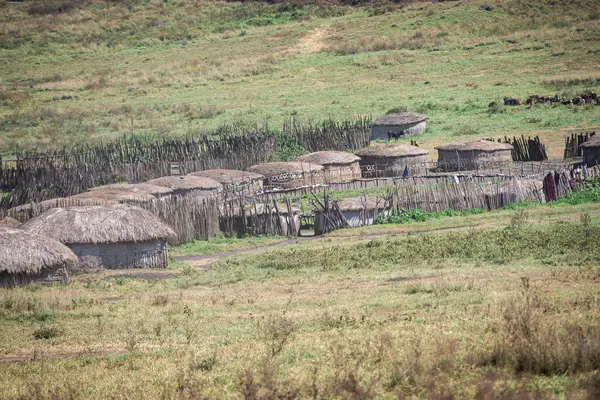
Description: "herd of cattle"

(492, 91), (599, 107)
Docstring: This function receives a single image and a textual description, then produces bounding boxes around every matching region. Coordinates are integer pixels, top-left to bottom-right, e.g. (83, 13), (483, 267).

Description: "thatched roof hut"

(247, 162), (325, 189)
(355, 144), (429, 177)
(145, 175), (222, 196)
(313, 196), (390, 235)
(371, 112), (428, 141)
(21, 205), (175, 269)
(88, 183), (173, 196)
(0, 227), (77, 287)
(221, 201), (300, 237)
(8, 197), (119, 223)
(0, 216), (21, 228)
(189, 169), (264, 196)
(71, 189), (157, 203)
(435, 140), (513, 172)
(581, 135), (600, 167)
(296, 151), (362, 183)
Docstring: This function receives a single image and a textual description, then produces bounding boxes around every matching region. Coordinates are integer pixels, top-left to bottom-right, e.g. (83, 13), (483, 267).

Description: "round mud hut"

(21, 205), (175, 269)
(145, 175), (222, 197)
(0, 227), (78, 287)
(435, 140), (513, 172)
(189, 169), (265, 196)
(247, 162), (325, 189)
(581, 135), (600, 167)
(371, 112), (428, 141)
(314, 197), (389, 235)
(295, 151), (362, 183)
(355, 144), (429, 178)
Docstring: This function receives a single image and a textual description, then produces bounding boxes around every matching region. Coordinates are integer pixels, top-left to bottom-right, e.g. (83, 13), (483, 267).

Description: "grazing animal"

(388, 130), (405, 140)
(572, 97), (586, 106)
(504, 97), (520, 106)
(562, 99), (573, 105)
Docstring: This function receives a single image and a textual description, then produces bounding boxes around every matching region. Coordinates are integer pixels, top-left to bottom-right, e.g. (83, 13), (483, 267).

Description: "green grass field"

(1, 0), (599, 157)
(1, 202), (600, 398)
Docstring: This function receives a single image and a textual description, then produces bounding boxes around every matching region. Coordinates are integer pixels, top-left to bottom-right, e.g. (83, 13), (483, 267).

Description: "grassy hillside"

(1, 0), (599, 156)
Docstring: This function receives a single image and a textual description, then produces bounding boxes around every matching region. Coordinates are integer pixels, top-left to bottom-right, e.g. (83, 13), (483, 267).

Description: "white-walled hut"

(435, 140), (513, 172)
(247, 162), (325, 189)
(356, 144), (429, 178)
(21, 205), (175, 269)
(145, 175), (223, 197)
(189, 169), (265, 196)
(581, 135), (600, 167)
(371, 112), (428, 141)
(0, 227), (78, 287)
(295, 151), (362, 183)
(314, 197), (390, 235)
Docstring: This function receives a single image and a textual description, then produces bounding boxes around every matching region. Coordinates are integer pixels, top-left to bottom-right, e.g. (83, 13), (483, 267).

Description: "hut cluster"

(1, 131), (525, 287)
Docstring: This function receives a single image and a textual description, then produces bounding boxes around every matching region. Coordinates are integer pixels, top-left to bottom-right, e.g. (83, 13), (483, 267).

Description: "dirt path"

(282, 27), (331, 55)
(174, 225), (474, 267)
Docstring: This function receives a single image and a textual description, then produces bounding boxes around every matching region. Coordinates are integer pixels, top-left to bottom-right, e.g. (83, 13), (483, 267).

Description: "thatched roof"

(0, 217), (21, 228)
(71, 189), (156, 202)
(247, 162), (324, 177)
(88, 183), (173, 196)
(146, 175), (223, 191)
(435, 140), (513, 152)
(580, 135), (600, 148)
(0, 227), (78, 275)
(334, 197), (388, 211)
(356, 144), (428, 158)
(8, 197), (119, 222)
(189, 169), (265, 184)
(296, 151), (361, 165)
(373, 112), (428, 126)
(21, 204), (175, 245)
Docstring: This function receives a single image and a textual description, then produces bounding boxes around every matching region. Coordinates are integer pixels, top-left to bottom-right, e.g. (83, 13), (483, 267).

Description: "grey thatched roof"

(0, 217), (21, 228)
(580, 135), (600, 148)
(72, 189), (156, 202)
(296, 151), (361, 165)
(189, 169), (265, 184)
(435, 140), (513, 152)
(373, 112), (428, 126)
(356, 144), (428, 158)
(21, 204), (175, 245)
(88, 183), (173, 196)
(8, 197), (119, 222)
(247, 162), (324, 177)
(146, 175), (223, 191)
(0, 227), (78, 275)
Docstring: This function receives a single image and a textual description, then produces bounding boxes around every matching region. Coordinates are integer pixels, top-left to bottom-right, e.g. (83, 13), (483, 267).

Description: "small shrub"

(261, 314), (296, 357)
(509, 209), (529, 230)
(33, 326), (60, 340)
(436, 31), (449, 38)
(454, 124), (479, 136)
(190, 354), (218, 372)
(151, 294), (169, 307)
(385, 105), (408, 115)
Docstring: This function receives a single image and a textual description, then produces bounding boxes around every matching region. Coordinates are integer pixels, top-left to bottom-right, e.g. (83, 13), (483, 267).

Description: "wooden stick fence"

(564, 131), (596, 159)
